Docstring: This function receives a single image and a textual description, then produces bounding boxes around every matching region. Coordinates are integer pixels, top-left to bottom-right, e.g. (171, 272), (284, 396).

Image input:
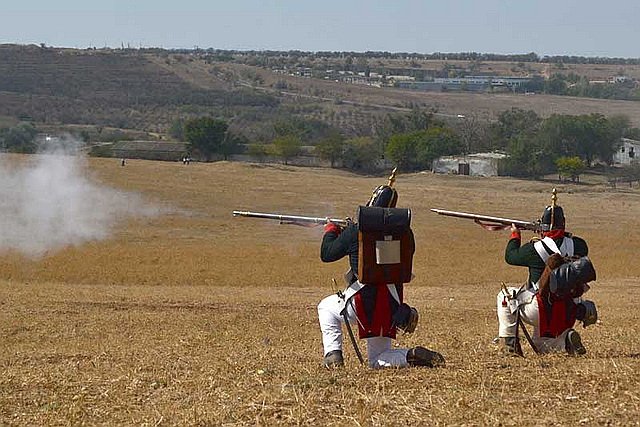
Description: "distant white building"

(387, 75), (415, 82)
(432, 152), (509, 177)
(612, 138), (640, 166)
(609, 75), (631, 84)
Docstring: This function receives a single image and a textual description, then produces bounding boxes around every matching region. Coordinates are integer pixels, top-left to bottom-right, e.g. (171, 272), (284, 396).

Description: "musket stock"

(232, 210), (350, 227)
(430, 208), (540, 232)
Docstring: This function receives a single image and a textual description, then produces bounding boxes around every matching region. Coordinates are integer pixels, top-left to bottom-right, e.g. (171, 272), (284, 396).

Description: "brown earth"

(1, 157), (639, 425)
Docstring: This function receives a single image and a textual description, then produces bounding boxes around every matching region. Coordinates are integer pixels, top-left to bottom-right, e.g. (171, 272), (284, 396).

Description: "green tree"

(342, 137), (382, 173)
(385, 127), (462, 171)
(272, 117), (333, 144)
(490, 108), (541, 150)
(455, 113), (490, 154)
(578, 114), (619, 165)
(219, 132), (245, 161)
(272, 135), (301, 165)
(415, 127), (462, 168)
(315, 131), (345, 168)
(537, 114), (619, 166)
(0, 123), (38, 153)
(385, 133), (419, 170)
(501, 134), (546, 177)
(247, 143), (268, 163)
(625, 127), (640, 141)
(373, 108), (438, 147)
(168, 118), (185, 140)
(183, 117), (228, 161)
(544, 74), (567, 95)
(556, 156), (586, 182)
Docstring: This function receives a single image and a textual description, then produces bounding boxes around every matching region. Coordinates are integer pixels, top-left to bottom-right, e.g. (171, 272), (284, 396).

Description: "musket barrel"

(430, 208), (538, 230)
(232, 210), (349, 226)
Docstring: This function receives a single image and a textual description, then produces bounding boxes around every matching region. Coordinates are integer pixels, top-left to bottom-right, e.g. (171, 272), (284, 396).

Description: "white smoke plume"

(0, 136), (157, 257)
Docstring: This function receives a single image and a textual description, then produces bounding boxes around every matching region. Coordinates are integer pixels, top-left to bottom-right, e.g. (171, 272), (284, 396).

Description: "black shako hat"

(540, 205), (565, 231)
(366, 185), (398, 208)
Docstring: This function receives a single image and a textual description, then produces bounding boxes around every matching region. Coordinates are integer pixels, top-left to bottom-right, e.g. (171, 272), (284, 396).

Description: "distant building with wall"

(110, 141), (188, 161)
(612, 138), (640, 166)
(432, 152), (509, 176)
(397, 76), (531, 92)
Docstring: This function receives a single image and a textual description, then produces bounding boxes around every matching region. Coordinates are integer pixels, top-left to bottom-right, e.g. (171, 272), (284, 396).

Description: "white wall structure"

(612, 138), (640, 166)
(432, 152), (509, 177)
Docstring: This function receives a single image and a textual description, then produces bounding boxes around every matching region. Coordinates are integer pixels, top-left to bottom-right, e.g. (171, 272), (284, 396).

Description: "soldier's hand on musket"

(510, 223), (521, 240)
(324, 220), (342, 236)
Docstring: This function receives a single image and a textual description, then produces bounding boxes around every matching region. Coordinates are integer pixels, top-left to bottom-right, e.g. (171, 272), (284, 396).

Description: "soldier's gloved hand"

(324, 221), (342, 236)
(392, 303), (419, 334)
(510, 223), (521, 240)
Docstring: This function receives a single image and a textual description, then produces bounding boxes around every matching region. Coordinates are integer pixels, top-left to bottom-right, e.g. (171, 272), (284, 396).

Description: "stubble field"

(1, 156), (640, 425)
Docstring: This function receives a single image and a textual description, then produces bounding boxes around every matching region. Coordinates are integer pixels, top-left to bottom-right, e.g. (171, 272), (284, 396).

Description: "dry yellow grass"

(1, 157), (640, 425)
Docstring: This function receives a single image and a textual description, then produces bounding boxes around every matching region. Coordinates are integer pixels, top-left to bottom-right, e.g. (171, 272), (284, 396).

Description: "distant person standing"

(121, 158), (126, 167)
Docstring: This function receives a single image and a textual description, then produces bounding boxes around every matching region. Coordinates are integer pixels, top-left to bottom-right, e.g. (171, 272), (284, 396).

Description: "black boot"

(323, 350), (344, 368)
(503, 337), (522, 356)
(406, 346), (445, 368)
(565, 329), (587, 355)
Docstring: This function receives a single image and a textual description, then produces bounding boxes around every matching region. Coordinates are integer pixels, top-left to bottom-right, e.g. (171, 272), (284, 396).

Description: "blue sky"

(1, 0), (638, 57)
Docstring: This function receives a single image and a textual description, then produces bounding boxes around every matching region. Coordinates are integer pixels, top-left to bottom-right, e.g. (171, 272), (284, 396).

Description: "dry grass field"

(1, 156), (640, 425)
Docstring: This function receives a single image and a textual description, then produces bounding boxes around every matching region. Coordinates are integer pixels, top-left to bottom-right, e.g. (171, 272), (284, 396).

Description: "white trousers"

(496, 287), (569, 353)
(318, 293), (409, 368)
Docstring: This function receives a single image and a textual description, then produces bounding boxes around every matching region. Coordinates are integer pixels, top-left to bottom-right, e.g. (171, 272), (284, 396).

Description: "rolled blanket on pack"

(549, 256), (596, 298)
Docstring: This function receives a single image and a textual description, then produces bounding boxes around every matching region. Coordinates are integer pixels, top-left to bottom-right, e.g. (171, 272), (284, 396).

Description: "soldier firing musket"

(433, 189), (598, 357)
(234, 168), (445, 369)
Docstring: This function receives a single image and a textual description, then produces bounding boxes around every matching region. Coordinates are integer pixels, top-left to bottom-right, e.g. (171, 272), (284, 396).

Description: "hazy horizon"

(1, 1), (638, 59)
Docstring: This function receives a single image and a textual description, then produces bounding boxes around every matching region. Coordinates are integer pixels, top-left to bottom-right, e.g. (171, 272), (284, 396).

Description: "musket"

(232, 211), (351, 227)
(430, 208), (542, 232)
(234, 168), (400, 227)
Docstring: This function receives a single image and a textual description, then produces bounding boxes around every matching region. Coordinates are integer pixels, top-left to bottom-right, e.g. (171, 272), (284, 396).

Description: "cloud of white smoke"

(0, 136), (157, 258)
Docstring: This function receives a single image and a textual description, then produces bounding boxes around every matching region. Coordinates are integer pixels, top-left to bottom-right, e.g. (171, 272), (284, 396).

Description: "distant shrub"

(89, 144), (114, 158)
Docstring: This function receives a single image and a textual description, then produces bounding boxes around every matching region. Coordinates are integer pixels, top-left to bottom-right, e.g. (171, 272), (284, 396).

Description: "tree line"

(540, 73), (640, 101)
(3, 108), (638, 183)
(177, 108), (639, 181)
(491, 109), (639, 178)
(197, 49), (640, 65)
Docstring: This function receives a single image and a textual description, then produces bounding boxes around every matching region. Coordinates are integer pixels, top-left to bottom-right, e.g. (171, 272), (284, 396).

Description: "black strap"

(343, 308), (365, 365)
(516, 309), (540, 355)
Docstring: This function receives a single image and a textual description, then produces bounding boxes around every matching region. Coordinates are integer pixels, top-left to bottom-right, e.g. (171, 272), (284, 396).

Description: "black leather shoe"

(565, 329), (587, 355)
(406, 346), (445, 367)
(503, 336), (522, 356)
(323, 350), (344, 368)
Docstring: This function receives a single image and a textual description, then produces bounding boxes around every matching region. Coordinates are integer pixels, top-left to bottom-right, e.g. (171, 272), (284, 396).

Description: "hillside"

(0, 45), (278, 134)
(2, 44), (640, 141)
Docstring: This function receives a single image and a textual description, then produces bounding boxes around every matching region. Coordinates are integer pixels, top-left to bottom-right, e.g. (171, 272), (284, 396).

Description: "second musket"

(232, 210), (350, 227)
(430, 208), (541, 232)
